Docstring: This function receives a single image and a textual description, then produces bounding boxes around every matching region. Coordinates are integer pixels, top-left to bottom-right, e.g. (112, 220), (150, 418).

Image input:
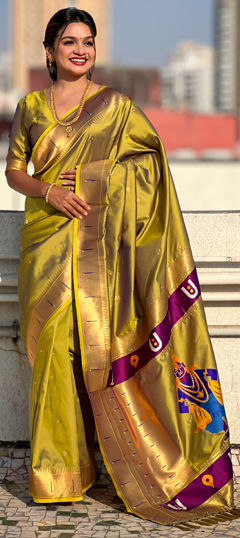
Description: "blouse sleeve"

(5, 97), (32, 172)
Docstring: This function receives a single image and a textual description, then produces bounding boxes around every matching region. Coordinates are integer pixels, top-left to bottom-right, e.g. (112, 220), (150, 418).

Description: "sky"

(0, 0), (214, 67)
(0, 0), (9, 52)
(113, 0), (215, 67)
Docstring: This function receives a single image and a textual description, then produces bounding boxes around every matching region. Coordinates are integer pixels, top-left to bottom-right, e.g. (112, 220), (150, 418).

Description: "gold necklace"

(50, 80), (92, 137)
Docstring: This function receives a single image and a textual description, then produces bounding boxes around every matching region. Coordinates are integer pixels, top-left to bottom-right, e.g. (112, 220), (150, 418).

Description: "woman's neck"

(54, 76), (89, 94)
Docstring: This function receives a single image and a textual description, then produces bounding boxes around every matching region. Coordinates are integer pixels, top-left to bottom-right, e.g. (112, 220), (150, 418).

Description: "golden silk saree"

(8, 86), (235, 525)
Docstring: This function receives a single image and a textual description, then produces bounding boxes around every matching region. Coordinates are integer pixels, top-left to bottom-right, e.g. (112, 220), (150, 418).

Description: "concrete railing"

(0, 210), (239, 443)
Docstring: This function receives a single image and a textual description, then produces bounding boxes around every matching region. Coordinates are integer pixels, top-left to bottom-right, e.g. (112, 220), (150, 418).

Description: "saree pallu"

(18, 88), (234, 525)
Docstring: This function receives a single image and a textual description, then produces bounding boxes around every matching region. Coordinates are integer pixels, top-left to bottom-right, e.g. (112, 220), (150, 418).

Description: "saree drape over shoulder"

(6, 87), (234, 525)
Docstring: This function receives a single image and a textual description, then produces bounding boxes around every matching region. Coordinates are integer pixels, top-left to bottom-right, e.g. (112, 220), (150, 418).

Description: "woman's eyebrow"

(60, 35), (93, 40)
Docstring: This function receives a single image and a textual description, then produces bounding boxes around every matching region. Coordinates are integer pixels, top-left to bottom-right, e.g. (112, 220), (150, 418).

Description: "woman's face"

(49, 22), (96, 80)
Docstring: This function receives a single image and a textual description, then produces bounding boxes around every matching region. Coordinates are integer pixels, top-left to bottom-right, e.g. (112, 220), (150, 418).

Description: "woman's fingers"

(60, 170), (76, 188)
(72, 193), (91, 211)
(61, 169), (76, 175)
(70, 198), (88, 216)
(47, 185), (90, 220)
(62, 180), (75, 186)
(60, 169), (76, 180)
(62, 208), (74, 219)
(64, 203), (83, 219)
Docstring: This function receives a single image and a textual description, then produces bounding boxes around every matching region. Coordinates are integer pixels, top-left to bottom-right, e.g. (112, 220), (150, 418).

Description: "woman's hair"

(43, 7), (97, 81)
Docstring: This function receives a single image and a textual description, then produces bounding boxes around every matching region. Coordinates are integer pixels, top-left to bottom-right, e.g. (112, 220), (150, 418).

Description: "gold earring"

(47, 54), (54, 67)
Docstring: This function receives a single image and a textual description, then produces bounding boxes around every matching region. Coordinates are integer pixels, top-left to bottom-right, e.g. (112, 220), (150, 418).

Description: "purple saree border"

(162, 449), (232, 512)
(109, 267), (200, 386)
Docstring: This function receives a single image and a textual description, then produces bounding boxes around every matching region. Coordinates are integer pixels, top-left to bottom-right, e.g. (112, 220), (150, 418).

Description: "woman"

(5, 7), (236, 528)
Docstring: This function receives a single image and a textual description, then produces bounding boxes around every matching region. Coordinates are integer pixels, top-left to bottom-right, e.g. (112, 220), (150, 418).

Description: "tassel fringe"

(172, 506), (240, 529)
(174, 523), (195, 531)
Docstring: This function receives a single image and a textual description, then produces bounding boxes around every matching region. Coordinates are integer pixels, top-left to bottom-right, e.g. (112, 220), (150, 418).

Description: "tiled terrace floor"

(0, 445), (240, 538)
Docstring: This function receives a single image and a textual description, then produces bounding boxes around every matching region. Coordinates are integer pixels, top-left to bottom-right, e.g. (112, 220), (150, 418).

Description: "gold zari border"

(6, 158), (27, 172)
(73, 160), (112, 392)
(29, 464), (95, 502)
(111, 245), (195, 361)
(26, 257), (72, 366)
(91, 389), (233, 525)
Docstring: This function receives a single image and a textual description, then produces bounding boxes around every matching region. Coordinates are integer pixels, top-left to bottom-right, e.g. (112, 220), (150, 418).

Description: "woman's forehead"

(60, 21), (93, 39)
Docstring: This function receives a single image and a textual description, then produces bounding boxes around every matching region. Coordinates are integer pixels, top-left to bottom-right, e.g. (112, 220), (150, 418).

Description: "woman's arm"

(5, 169), (90, 219)
(6, 169), (49, 198)
(5, 98), (89, 219)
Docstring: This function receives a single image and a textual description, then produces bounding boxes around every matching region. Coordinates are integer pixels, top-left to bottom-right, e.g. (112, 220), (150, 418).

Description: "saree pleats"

(17, 87), (234, 522)
(26, 258), (95, 502)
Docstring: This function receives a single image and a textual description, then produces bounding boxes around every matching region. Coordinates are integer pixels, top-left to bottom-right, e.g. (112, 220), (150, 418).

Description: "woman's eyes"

(63, 40), (94, 46)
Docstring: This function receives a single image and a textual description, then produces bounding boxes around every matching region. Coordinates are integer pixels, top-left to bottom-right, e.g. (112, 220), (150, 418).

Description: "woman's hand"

(47, 169), (91, 219)
(60, 169), (77, 192)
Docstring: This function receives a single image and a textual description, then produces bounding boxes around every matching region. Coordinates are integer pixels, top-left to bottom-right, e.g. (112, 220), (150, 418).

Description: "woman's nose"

(74, 42), (86, 55)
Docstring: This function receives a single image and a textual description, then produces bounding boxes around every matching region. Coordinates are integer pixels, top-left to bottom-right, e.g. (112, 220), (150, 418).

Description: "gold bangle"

(45, 184), (55, 204)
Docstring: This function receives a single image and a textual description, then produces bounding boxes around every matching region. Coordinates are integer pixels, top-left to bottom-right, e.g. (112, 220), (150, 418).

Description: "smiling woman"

(43, 10), (99, 122)
(4, 5), (237, 529)
(44, 12), (96, 81)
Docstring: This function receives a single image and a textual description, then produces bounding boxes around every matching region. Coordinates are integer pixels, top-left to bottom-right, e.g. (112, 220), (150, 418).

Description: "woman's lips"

(69, 58), (87, 66)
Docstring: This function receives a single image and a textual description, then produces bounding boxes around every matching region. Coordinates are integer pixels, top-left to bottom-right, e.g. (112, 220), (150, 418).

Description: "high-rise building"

(162, 41), (214, 113)
(12, 0), (112, 93)
(215, 0), (240, 112)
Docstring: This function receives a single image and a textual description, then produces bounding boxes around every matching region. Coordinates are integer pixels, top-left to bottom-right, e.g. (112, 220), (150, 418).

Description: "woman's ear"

(45, 46), (54, 58)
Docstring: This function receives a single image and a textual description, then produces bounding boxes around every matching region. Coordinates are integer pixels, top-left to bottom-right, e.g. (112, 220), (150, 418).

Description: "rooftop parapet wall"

(0, 211), (239, 442)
